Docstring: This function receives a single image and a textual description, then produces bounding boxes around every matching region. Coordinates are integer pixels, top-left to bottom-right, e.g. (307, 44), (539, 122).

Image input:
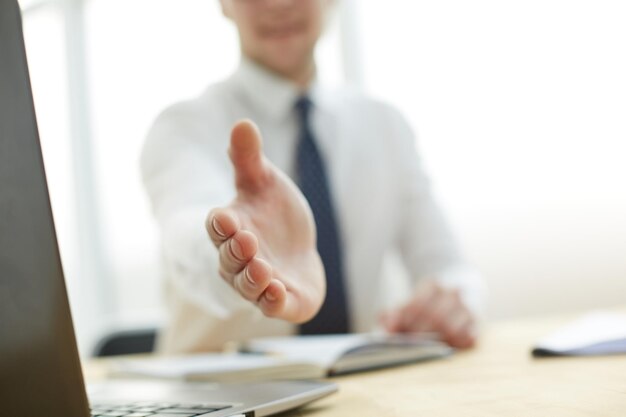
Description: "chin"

(262, 44), (314, 77)
(271, 57), (307, 76)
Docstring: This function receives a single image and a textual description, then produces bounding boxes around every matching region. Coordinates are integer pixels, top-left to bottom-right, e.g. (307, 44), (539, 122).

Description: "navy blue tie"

(295, 96), (350, 335)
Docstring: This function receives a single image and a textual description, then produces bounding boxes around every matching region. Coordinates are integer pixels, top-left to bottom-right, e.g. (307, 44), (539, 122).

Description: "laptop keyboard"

(90, 402), (234, 417)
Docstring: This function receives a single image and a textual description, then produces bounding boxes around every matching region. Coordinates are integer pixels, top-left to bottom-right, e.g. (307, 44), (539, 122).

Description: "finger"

(400, 281), (441, 332)
(437, 290), (468, 334)
(379, 309), (404, 333)
(432, 289), (476, 346)
(229, 120), (269, 193)
(206, 208), (241, 247)
(218, 229), (258, 279)
(421, 290), (458, 333)
(444, 308), (476, 348)
(457, 325), (478, 349)
(257, 279), (287, 318)
(232, 257), (273, 301)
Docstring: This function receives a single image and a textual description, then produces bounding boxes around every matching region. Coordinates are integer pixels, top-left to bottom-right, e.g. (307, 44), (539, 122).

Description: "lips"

(259, 23), (305, 39)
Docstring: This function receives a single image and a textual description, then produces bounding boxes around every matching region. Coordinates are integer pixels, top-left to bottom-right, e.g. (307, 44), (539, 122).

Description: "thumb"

(229, 119), (269, 192)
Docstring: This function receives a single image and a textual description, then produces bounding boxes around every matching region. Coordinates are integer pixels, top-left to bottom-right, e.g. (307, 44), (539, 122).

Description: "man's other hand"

(380, 280), (477, 349)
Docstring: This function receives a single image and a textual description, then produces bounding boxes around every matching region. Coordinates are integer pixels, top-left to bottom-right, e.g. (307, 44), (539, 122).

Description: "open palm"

(206, 120), (325, 323)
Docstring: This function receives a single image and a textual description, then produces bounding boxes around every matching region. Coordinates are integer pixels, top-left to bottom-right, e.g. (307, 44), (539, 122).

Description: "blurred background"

(18, 0), (626, 357)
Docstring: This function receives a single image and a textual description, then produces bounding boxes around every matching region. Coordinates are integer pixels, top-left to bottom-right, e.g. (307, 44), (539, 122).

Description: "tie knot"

(294, 95), (313, 119)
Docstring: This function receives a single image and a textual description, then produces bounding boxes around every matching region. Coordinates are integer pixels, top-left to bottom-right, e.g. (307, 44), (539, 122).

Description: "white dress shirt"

(141, 58), (485, 353)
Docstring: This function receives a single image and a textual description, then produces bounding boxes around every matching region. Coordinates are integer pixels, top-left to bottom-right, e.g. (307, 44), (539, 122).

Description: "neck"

(286, 60), (316, 90)
(246, 54), (316, 91)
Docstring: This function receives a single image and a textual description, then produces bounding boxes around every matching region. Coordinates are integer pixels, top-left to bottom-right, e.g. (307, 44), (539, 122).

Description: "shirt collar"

(231, 56), (323, 120)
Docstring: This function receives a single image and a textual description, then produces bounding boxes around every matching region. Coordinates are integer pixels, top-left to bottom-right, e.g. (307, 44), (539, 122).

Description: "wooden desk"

(85, 314), (626, 417)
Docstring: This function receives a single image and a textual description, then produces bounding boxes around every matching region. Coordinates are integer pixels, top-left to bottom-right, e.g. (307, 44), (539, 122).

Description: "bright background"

(18, 0), (626, 356)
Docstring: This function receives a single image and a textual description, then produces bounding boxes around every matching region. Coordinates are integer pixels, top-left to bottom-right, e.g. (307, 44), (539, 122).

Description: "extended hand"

(380, 280), (477, 348)
(205, 120), (325, 323)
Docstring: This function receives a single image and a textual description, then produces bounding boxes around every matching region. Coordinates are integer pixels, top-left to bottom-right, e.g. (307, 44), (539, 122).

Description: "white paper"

(244, 334), (374, 367)
(535, 311), (626, 355)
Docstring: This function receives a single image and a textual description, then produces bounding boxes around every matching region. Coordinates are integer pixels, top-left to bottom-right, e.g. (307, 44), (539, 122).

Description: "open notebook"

(114, 333), (452, 382)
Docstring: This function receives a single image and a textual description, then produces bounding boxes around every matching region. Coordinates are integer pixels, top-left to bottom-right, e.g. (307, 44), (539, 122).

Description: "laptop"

(0, 0), (337, 415)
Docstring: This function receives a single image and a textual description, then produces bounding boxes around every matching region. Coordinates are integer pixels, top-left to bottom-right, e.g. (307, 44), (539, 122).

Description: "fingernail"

(230, 238), (244, 260)
(212, 218), (226, 237)
(265, 290), (276, 301)
(245, 267), (255, 287)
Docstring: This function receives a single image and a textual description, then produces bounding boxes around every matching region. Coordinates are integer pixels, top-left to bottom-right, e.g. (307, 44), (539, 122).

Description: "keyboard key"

(150, 414), (197, 417)
(196, 410), (237, 417)
(98, 412), (133, 417)
(160, 408), (216, 414)
(90, 401), (234, 417)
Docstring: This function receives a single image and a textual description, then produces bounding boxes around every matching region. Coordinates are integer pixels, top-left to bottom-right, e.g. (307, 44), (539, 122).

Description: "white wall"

(356, 0), (626, 318)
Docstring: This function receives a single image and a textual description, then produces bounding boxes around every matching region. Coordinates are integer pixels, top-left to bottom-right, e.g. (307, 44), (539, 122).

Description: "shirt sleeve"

(140, 101), (258, 324)
(384, 105), (487, 316)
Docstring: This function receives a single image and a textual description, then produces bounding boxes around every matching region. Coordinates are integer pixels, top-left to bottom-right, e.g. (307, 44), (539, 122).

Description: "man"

(141, 0), (485, 353)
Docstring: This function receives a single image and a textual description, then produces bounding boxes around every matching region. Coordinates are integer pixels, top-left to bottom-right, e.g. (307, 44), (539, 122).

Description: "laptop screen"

(0, 0), (89, 415)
